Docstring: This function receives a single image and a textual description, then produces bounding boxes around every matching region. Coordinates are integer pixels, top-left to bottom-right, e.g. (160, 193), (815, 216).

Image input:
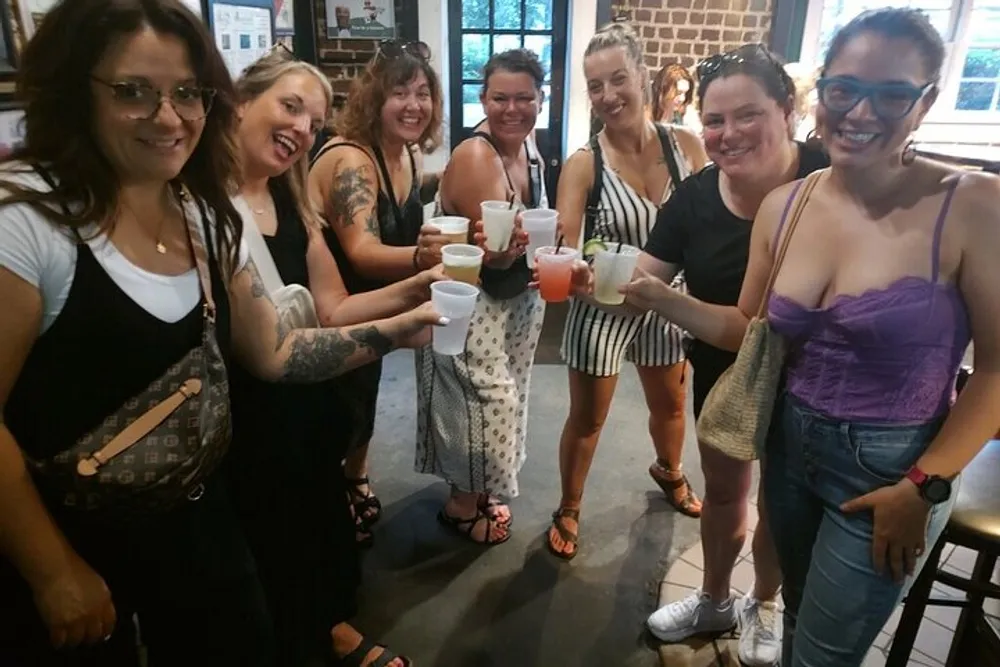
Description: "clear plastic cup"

(441, 244), (484, 285)
(534, 246), (579, 303)
(430, 216), (470, 245)
(430, 281), (480, 355)
(480, 200), (518, 252)
(593, 243), (641, 305)
(521, 209), (558, 268)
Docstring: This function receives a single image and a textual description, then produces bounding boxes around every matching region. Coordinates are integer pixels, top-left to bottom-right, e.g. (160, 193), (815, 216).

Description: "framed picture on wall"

(14, 0), (57, 42)
(206, 0), (273, 79)
(179, 0), (206, 19)
(274, 0), (293, 35)
(325, 0), (395, 40)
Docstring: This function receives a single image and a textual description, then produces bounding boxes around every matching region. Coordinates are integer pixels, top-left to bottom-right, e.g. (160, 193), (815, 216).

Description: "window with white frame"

(800, 0), (1000, 121)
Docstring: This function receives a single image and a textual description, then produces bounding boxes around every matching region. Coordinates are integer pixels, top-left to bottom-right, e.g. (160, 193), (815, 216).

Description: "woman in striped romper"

(547, 23), (708, 560)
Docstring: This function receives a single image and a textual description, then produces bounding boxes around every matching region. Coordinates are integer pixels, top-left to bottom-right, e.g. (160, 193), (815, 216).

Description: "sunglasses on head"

(696, 43), (781, 83)
(816, 76), (933, 121)
(376, 39), (431, 62)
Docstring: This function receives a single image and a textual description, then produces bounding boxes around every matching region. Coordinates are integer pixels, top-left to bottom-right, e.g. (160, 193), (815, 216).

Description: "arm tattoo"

(329, 166), (375, 230)
(241, 260), (291, 350)
(279, 325), (395, 383)
(349, 325), (393, 357)
(363, 209), (381, 239)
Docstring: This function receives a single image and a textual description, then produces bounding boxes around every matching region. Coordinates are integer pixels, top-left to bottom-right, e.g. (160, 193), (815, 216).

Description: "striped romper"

(560, 124), (691, 377)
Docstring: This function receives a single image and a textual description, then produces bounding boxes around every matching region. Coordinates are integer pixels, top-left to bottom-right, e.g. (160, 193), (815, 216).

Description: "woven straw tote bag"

(695, 169), (823, 461)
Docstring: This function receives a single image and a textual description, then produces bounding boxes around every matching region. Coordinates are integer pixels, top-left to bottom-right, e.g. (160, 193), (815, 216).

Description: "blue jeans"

(764, 393), (957, 667)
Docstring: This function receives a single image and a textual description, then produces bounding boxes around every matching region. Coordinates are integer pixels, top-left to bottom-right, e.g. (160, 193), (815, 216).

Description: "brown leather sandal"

(649, 461), (702, 518)
(546, 508), (580, 561)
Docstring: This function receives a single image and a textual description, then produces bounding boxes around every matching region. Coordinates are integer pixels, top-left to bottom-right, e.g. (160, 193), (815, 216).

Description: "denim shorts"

(764, 393), (957, 667)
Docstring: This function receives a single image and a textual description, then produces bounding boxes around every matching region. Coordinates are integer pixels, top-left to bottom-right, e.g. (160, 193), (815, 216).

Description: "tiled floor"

(655, 498), (992, 667)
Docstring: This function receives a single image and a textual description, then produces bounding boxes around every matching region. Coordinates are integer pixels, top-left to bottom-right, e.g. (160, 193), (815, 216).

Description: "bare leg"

(752, 472), (782, 602)
(547, 368), (619, 558)
(635, 362), (702, 516)
(698, 439), (754, 600)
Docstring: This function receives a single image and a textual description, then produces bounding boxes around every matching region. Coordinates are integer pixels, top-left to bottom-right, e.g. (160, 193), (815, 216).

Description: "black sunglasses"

(816, 76), (933, 121)
(376, 40), (431, 63)
(696, 43), (783, 86)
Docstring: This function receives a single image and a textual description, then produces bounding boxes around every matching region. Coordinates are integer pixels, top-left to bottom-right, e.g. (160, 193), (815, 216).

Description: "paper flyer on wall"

(325, 0), (395, 40)
(213, 3), (272, 78)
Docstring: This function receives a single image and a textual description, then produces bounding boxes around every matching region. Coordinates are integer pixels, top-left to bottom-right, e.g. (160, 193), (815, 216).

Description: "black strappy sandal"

(437, 495), (512, 546)
(346, 475), (382, 529)
(546, 508), (580, 561)
(336, 635), (412, 667)
(649, 461), (702, 519)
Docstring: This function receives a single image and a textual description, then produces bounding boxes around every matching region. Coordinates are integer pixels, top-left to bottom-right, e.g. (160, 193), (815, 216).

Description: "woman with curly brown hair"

(308, 40), (445, 545)
(0, 1), (441, 665)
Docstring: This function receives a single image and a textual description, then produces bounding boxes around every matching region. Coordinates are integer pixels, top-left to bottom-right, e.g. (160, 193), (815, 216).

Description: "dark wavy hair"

(1, 0), (243, 274)
(334, 47), (443, 153)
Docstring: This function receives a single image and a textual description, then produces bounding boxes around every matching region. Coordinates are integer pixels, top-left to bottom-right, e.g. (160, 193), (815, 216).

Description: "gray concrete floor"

(351, 302), (705, 667)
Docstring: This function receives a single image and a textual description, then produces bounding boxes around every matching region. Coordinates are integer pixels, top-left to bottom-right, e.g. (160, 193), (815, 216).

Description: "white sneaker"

(736, 595), (782, 666)
(647, 589), (737, 642)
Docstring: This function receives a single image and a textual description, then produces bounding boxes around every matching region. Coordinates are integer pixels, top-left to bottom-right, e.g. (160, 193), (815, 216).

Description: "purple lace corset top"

(765, 176), (970, 423)
(768, 280), (970, 422)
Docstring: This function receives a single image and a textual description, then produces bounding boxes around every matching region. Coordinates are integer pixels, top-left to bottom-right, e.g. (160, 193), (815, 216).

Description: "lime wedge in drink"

(582, 238), (608, 258)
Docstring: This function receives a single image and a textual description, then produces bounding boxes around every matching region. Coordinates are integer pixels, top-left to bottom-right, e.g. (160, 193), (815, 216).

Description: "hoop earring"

(805, 127), (821, 144)
(901, 139), (917, 166)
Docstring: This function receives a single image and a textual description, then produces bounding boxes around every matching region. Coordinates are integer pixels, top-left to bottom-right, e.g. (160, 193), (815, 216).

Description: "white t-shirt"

(0, 166), (250, 334)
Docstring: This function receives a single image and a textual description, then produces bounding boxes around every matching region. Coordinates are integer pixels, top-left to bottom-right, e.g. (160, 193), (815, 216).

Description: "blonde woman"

(228, 49), (435, 667)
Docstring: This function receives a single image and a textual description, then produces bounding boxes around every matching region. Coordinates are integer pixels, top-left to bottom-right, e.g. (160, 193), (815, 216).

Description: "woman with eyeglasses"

(0, 1), (442, 665)
(627, 9), (1000, 665)
(413, 48), (548, 545)
(651, 62), (697, 126)
(545, 23), (708, 563)
(228, 50), (435, 667)
(308, 39), (444, 548)
(561, 43), (828, 664)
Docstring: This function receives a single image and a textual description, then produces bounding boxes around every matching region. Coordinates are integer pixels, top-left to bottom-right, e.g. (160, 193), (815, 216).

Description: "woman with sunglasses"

(309, 39), (444, 547)
(229, 50), (438, 667)
(414, 48), (548, 545)
(627, 10), (1000, 665)
(0, 2), (442, 665)
(558, 43), (828, 664)
(546, 22), (708, 563)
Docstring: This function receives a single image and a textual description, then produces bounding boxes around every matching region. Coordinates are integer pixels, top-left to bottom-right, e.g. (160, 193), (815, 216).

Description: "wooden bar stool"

(886, 437), (1000, 666)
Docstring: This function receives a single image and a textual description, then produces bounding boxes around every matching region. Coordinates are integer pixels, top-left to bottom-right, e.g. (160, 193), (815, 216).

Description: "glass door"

(448, 0), (568, 204)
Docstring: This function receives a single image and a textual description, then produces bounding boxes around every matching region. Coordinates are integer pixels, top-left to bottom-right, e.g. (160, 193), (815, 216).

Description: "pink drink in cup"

(534, 246), (579, 303)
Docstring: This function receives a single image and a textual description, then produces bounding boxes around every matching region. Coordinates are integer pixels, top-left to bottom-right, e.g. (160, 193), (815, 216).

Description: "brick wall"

(311, 0), (413, 109)
(612, 0), (773, 70)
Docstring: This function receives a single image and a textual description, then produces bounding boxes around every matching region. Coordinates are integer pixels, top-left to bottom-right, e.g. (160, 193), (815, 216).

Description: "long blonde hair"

(235, 49), (332, 229)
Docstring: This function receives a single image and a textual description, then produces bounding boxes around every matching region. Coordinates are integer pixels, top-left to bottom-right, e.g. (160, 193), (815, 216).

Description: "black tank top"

(440, 129), (546, 300)
(312, 141), (423, 294)
(226, 179), (356, 497)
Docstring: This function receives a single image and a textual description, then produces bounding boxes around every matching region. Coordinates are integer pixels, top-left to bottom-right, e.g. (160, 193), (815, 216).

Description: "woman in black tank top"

(230, 51), (443, 666)
(307, 42), (446, 547)
(0, 11), (442, 666)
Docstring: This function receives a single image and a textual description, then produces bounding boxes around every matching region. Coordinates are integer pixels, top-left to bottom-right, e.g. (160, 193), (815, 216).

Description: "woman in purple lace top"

(622, 9), (1000, 666)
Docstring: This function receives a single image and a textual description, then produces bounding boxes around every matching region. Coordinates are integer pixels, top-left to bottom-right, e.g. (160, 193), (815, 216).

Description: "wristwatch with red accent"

(905, 466), (952, 505)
